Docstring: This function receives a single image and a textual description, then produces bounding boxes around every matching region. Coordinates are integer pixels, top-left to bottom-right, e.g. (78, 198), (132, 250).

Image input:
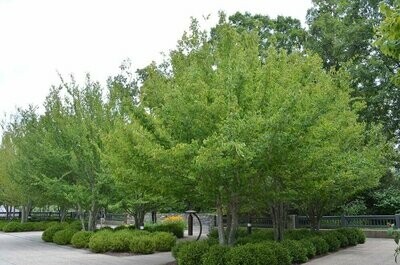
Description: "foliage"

(321, 232), (341, 252)
(282, 239), (309, 263)
(53, 229), (78, 245)
(129, 235), (156, 254)
(151, 232), (176, 251)
(144, 222), (184, 238)
(88, 230), (114, 253)
(261, 242), (292, 265)
(71, 231), (94, 248)
(375, 0), (400, 61)
(201, 244), (230, 265)
(299, 239), (317, 258)
(41, 223), (69, 242)
(337, 228), (359, 246)
(176, 240), (210, 265)
(309, 236), (330, 255)
(225, 243), (278, 265)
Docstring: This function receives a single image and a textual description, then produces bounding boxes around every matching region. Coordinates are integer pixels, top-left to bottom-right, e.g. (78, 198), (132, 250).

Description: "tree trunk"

(20, 201), (31, 223)
(227, 195), (239, 246)
(5, 205), (9, 220)
(77, 203), (86, 231)
(308, 203), (323, 231)
(271, 201), (287, 241)
(216, 198), (226, 245)
(88, 200), (98, 231)
(59, 207), (67, 222)
(133, 208), (145, 229)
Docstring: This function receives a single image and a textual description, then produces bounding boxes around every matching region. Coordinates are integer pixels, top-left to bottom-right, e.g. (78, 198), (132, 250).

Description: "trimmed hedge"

(321, 232), (341, 252)
(176, 240), (210, 265)
(299, 239), (317, 258)
(202, 244), (230, 265)
(53, 229), (78, 245)
(151, 232), (176, 251)
(282, 239), (309, 263)
(225, 243), (278, 265)
(261, 242), (292, 265)
(2, 221), (57, 232)
(331, 230), (349, 247)
(71, 231), (94, 248)
(309, 236), (329, 255)
(110, 229), (138, 252)
(42, 223), (69, 242)
(129, 235), (156, 254)
(145, 222), (185, 238)
(88, 230), (114, 253)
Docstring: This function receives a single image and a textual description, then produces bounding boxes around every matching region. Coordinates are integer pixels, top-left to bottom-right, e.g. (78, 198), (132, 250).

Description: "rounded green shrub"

(262, 242), (292, 265)
(53, 229), (78, 245)
(129, 235), (156, 254)
(309, 236), (329, 255)
(331, 230), (349, 247)
(226, 243), (278, 265)
(172, 241), (192, 259)
(282, 239), (308, 263)
(285, 229), (314, 240)
(151, 232), (176, 251)
(68, 221), (83, 231)
(176, 240), (210, 265)
(110, 229), (136, 252)
(201, 244), (229, 265)
(42, 223), (69, 242)
(71, 231), (94, 248)
(88, 230), (114, 253)
(354, 228), (366, 244)
(337, 228), (356, 246)
(299, 239), (317, 258)
(3, 222), (24, 232)
(322, 232), (341, 252)
(145, 222), (184, 238)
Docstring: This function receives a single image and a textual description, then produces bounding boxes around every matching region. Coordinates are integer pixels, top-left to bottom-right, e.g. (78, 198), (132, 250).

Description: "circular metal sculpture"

(185, 210), (202, 241)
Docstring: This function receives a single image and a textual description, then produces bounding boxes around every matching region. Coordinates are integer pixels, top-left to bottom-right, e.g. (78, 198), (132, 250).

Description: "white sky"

(0, 0), (312, 121)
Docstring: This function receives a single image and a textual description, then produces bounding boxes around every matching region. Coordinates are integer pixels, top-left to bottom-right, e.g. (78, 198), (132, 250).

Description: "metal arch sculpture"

(185, 210), (203, 241)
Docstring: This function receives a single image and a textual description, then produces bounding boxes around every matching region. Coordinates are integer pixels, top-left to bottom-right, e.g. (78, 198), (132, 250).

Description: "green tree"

(306, 0), (399, 144)
(141, 18), (386, 243)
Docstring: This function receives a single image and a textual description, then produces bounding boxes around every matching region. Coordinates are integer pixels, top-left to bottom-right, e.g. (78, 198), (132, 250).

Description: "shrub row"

(145, 222), (185, 238)
(175, 228), (366, 265)
(1, 221), (58, 232)
(42, 223), (177, 254)
(88, 230), (176, 254)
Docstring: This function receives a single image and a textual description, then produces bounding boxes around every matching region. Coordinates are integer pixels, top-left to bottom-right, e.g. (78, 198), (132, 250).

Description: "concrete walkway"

(0, 231), (175, 265)
(305, 238), (396, 265)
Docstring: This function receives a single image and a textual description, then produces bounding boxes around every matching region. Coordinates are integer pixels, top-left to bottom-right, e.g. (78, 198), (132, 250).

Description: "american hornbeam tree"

(102, 63), (168, 228)
(0, 131), (24, 219)
(4, 107), (49, 222)
(140, 17), (387, 244)
(39, 76), (113, 231)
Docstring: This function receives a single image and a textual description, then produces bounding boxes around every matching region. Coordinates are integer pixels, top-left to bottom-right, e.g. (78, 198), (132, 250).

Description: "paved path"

(0, 231), (174, 265)
(305, 238), (396, 265)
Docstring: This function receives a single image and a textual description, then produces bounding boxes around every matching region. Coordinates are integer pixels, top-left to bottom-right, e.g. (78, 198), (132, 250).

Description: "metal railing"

(221, 214), (399, 229)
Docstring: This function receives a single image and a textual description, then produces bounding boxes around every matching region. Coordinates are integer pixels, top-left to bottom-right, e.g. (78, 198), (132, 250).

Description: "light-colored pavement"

(305, 238), (396, 265)
(0, 231), (174, 265)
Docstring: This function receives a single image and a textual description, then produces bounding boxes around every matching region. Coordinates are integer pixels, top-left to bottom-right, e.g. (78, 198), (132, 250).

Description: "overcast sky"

(0, 0), (312, 121)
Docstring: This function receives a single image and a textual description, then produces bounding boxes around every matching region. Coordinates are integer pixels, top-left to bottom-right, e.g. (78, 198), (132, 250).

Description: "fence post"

(341, 215), (346, 227)
(395, 214), (400, 229)
(288, 215), (297, 229)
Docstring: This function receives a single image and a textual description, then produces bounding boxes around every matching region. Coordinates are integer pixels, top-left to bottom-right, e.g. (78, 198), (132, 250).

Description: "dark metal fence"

(222, 214), (399, 229)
